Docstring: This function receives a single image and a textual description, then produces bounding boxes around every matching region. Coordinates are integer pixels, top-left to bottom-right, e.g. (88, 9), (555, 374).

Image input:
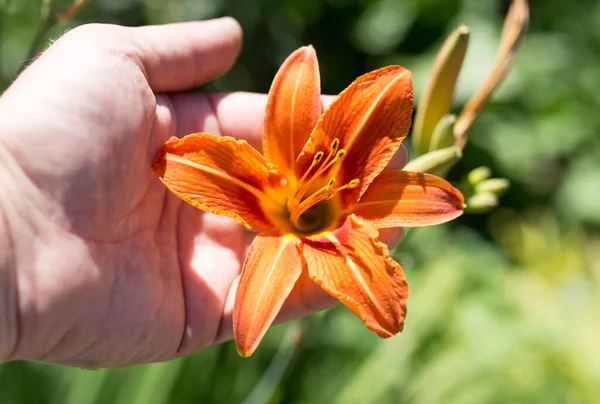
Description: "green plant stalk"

(454, 0), (529, 148)
(0, 4), (4, 87)
(21, 0), (57, 73)
(241, 317), (315, 404)
(19, 0), (89, 75)
(0, 0), (11, 88)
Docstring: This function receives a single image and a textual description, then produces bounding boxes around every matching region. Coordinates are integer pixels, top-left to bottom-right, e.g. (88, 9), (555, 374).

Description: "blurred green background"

(2, 0), (600, 403)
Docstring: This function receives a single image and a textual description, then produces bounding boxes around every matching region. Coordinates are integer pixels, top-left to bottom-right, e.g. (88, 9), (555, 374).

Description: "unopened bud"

(429, 114), (456, 152)
(465, 192), (499, 214)
(412, 25), (470, 155)
(467, 166), (492, 185)
(476, 178), (510, 196)
(403, 146), (462, 176)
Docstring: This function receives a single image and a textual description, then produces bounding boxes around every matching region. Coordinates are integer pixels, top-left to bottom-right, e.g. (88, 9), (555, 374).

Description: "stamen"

(330, 138), (340, 155)
(290, 178), (360, 231)
(344, 179), (360, 189)
(315, 139), (340, 175)
(296, 177), (336, 211)
(317, 150), (346, 178)
(294, 147), (347, 202)
(297, 151), (324, 185)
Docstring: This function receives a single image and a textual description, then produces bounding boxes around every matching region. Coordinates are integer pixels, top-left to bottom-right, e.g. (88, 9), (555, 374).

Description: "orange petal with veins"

(233, 234), (303, 356)
(263, 46), (322, 176)
(353, 170), (464, 228)
(153, 134), (284, 232)
(302, 216), (408, 337)
(297, 66), (413, 200)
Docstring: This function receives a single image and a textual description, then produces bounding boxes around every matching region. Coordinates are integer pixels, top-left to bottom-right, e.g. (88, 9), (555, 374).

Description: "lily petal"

(264, 46), (322, 176)
(352, 170), (464, 228)
(303, 216), (408, 337)
(297, 66), (413, 200)
(234, 234), (303, 356)
(153, 134), (283, 232)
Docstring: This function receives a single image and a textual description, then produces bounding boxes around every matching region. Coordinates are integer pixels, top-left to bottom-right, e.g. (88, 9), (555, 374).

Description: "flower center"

(286, 138), (359, 235)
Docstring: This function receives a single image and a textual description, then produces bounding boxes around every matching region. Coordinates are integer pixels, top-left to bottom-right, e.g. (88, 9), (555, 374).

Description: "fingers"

(169, 92), (337, 150)
(214, 270), (336, 345)
(213, 225), (405, 346)
(388, 143), (409, 170)
(167, 89), (409, 171)
(175, 209), (249, 356)
(171, 89), (409, 348)
(131, 18), (243, 92)
(170, 92), (406, 167)
(169, 92), (266, 151)
(378, 227), (405, 247)
(48, 19), (242, 93)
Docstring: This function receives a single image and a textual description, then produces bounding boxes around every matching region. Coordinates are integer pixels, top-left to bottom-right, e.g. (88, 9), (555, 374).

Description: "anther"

(330, 138), (340, 154)
(293, 139), (346, 205)
(328, 178), (360, 196)
(297, 151), (325, 187)
(289, 177), (360, 231)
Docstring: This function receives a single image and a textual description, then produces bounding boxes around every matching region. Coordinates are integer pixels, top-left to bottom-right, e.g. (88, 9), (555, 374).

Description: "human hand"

(0, 18), (406, 368)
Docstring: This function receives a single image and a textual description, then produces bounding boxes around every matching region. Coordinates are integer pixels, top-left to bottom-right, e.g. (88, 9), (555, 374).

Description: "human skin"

(0, 18), (406, 368)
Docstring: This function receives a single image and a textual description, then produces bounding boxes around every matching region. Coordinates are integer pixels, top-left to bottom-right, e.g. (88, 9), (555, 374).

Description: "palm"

(42, 57), (252, 366)
(1, 20), (402, 367)
(1, 22), (255, 367)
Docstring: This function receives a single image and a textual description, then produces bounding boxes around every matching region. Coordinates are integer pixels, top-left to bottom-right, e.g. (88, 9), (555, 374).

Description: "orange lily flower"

(153, 46), (464, 356)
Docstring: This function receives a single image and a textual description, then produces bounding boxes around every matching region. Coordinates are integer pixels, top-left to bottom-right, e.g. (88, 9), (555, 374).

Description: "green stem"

(19, 0), (57, 74)
(241, 319), (311, 404)
(0, 0), (6, 89)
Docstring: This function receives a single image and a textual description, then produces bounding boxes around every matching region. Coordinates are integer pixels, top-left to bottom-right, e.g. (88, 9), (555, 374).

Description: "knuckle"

(58, 23), (127, 50)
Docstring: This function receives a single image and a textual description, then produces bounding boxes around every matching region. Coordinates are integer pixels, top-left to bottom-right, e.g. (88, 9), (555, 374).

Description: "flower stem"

(241, 319), (310, 404)
(21, 0), (57, 73)
(19, 0), (88, 75)
(0, 5), (4, 88)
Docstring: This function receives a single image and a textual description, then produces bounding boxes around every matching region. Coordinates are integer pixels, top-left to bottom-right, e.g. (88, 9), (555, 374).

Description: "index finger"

(168, 92), (337, 151)
(171, 91), (408, 169)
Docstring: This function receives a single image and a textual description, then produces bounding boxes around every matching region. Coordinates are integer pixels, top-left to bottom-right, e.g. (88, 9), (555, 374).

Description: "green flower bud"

(476, 178), (510, 196)
(429, 114), (456, 152)
(403, 146), (462, 176)
(412, 25), (469, 156)
(467, 166), (492, 186)
(465, 192), (499, 214)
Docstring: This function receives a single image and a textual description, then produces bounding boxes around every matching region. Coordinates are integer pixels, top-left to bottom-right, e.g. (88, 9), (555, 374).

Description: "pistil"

(285, 138), (360, 233)
(293, 139), (344, 204)
(289, 178), (360, 231)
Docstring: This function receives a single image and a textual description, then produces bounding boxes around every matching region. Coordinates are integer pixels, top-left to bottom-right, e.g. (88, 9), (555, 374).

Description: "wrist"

(0, 145), (20, 362)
